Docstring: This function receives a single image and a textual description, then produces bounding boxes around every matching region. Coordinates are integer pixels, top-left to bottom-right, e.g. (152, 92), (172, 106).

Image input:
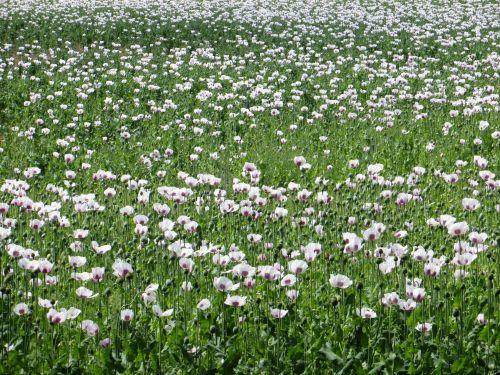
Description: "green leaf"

(368, 362), (385, 374)
(319, 342), (344, 364)
(451, 357), (466, 373)
(221, 348), (241, 375)
(405, 307), (422, 328)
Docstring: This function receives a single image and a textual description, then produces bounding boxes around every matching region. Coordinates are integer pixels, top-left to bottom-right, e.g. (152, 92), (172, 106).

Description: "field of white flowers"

(0, 0), (498, 373)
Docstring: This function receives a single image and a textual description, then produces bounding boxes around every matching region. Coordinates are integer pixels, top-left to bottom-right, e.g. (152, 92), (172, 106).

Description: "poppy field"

(0, 0), (498, 373)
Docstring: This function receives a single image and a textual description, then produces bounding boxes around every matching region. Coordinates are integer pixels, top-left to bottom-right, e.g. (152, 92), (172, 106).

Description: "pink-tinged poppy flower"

(120, 206), (135, 216)
(196, 299), (211, 311)
(184, 221), (199, 233)
(91, 267), (105, 282)
(103, 188), (116, 198)
(438, 215), (456, 227)
(39, 259), (53, 273)
(410, 287), (426, 302)
(47, 309), (66, 325)
(416, 322), (432, 333)
(447, 221), (469, 236)
(73, 229), (89, 239)
(134, 214), (149, 225)
(454, 269), (469, 280)
(224, 295), (247, 307)
(244, 277), (256, 289)
(258, 265), (280, 280)
(0, 203), (9, 214)
(379, 258), (397, 274)
(112, 259), (134, 278)
(396, 193), (412, 205)
(65, 307), (81, 320)
(212, 254), (230, 266)
(99, 338), (112, 348)
(357, 307), (377, 319)
(134, 224), (148, 236)
(38, 298), (53, 309)
(92, 241), (111, 255)
(120, 309), (134, 321)
(424, 263), (441, 277)
(247, 233), (262, 244)
(81, 320), (99, 336)
(29, 219), (44, 230)
(152, 305), (174, 318)
(288, 259), (308, 274)
(316, 191), (330, 204)
(14, 303), (30, 316)
(76, 287), (99, 299)
(329, 274), (353, 289)
(394, 230), (408, 239)
(451, 252), (477, 266)
(343, 233), (363, 253)
(462, 198), (480, 211)
(293, 156), (307, 167)
(232, 263), (256, 278)
(297, 189), (312, 202)
(382, 292), (400, 306)
(213, 276), (240, 292)
(281, 274), (296, 287)
(363, 227), (380, 241)
(153, 203), (170, 216)
(286, 290), (299, 301)
(476, 313), (488, 325)
(412, 247), (433, 262)
(179, 257), (194, 273)
(469, 232), (487, 245)
(69, 256), (86, 268)
(45, 276), (58, 285)
(270, 308), (288, 319)
(141, 284), (159, 303)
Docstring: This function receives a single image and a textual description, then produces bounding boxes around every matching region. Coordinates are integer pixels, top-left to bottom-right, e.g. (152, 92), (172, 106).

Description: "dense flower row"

(0, 0), (498, 373)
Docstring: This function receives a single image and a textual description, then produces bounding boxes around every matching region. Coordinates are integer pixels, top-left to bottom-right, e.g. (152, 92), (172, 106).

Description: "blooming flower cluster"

(0, 0), (498, 373)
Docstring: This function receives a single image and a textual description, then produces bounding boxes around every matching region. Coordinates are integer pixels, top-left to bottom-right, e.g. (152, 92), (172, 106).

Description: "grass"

(0, 0), (499, 374)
